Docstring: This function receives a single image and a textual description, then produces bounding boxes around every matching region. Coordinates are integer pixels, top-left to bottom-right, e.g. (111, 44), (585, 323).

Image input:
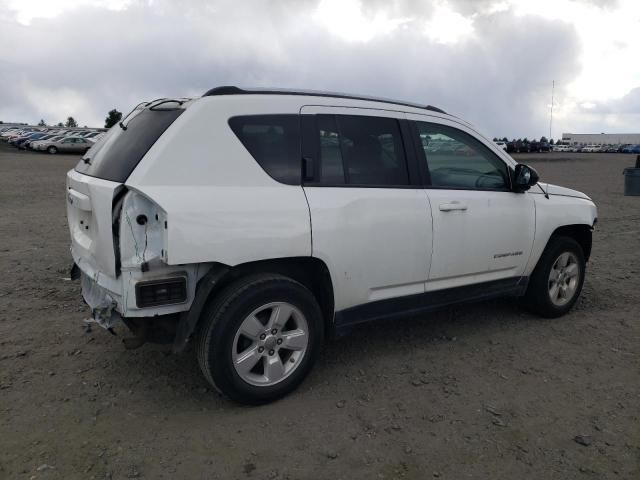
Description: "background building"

(562, 133), (640, 145)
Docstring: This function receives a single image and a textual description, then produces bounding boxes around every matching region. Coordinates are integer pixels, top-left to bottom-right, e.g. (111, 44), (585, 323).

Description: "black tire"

(196, 274), (324, 405)
(47, 146), (57, 154)
(522, 236), (585, 318)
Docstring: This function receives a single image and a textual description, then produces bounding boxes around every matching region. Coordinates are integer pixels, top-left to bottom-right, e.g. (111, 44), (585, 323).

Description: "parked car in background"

(494, 141), (508, 151)
(507, 140), (530, 153)
(26, 134), (60, 149)
(31, 135), (65, 150)
(1, 129), (28, 139)
(581, 144), (599, 152)
(622, 144), (640, 154)
(10, 131), (44, 146)
(1, 125), (106, 147)
(40, 136), (94, 154)
(15, 132), (48, 149)
(553, 144), (571, 152)
(0, 127), (21, 135)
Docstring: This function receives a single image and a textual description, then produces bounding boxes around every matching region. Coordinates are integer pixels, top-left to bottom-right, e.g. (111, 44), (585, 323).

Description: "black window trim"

(301, 113), (422, 189)
(412, 120), (514, 192)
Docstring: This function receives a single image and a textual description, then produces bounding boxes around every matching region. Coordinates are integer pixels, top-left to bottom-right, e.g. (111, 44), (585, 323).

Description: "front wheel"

(196, 274), (324, 404)
(47, 146), (57, 154)
(522, 236), (585, 318)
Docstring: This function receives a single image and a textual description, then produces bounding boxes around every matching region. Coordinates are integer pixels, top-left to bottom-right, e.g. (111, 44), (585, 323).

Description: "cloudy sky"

(1, 0), (639, 140)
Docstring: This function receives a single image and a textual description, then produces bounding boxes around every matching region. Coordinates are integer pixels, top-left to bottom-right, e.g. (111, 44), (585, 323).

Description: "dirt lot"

(0, 144), (638, 480)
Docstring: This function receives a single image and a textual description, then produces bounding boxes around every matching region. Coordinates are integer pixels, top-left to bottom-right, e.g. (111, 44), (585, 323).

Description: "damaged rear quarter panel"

(124, 97), (312, 267)
(116, 189), (202, 316)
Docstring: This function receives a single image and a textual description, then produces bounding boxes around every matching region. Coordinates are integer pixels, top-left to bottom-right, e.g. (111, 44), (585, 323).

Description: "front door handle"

(439, 202), (468, 212)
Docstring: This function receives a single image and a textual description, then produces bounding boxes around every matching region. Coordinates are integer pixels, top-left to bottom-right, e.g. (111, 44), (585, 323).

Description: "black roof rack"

(202, 86), (448, 115)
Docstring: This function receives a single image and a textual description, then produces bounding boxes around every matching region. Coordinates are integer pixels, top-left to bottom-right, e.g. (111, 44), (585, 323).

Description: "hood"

(537, 182), (592, 201)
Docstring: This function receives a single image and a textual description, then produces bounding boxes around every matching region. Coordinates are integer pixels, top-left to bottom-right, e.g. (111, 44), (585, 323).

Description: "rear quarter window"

(228, 115), (301, 185)
(75, 108), (184, 183)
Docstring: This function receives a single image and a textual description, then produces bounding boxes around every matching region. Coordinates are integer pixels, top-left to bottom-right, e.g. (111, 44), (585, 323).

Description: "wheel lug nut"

(260, 333), (266, 340)
(277, 338), (283, 345)
(269, 350), (275, 356)
(271, 329), (277, 335)
(258, 346), (264, 353)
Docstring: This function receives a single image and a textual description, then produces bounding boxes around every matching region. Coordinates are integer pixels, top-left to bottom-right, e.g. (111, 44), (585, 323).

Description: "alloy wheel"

(548, 251), (581, 306)
(232, 302), (309, 387)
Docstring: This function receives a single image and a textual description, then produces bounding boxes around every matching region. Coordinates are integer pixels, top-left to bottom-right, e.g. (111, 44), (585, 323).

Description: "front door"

(407, 116), (535, 292)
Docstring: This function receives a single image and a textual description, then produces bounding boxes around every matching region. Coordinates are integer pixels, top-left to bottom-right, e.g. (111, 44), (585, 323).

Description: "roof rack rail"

(202, 86), (448, 115)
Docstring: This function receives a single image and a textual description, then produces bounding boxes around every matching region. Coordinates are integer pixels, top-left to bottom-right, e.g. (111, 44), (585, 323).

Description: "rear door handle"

(439, 202), (468, 212)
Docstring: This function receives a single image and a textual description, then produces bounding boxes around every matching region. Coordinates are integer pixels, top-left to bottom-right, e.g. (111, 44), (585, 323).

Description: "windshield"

(74, 108), (184, 183)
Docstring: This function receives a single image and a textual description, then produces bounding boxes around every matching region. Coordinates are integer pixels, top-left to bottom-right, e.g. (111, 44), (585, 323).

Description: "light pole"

(549, 80), (555, 141)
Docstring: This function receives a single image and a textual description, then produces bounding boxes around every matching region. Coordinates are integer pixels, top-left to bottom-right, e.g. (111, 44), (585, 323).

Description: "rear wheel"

(196, 274), (324, 404)
(522, 236), (585, 318)
(47, 146), (57, 154)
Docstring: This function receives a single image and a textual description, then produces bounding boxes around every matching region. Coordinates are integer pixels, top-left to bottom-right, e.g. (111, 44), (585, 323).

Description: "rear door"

(406, 114), (535, 291)
(300, 106), (433, 312)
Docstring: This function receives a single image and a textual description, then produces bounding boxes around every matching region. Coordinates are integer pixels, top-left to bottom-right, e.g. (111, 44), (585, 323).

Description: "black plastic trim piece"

(334, 277), (528, 332)
(399, 119), (422, 187)
(135, 277), (187, 308)
(70, 263), (80, 281)
(172, 264), (230, 353)
(203, 86), (448, 115)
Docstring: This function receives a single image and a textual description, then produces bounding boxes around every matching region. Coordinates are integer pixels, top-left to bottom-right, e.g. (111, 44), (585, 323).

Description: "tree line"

(493, 136), (558, 145)
(33, 109), (123, 129)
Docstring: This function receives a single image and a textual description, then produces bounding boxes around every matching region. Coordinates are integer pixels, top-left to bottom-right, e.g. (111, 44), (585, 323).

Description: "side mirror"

(513, 164), (539, 192)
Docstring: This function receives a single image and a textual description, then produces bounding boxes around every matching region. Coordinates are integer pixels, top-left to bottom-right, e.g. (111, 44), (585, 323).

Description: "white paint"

(66, 92), (597, 322)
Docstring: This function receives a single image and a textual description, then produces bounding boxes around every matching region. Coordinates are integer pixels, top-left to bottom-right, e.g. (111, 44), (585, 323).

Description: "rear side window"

(229, 115), (301, 185)
(75, 108), (184, 182)
(312, 115), (410, 187)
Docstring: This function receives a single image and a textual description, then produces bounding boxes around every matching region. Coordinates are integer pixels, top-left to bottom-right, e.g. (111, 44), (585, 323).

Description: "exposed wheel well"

(550, 224), (593, 261)
(209, 257), (335, 333)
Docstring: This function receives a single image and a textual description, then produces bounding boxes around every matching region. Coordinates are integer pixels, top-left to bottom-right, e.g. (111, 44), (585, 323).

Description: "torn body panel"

(81, 271), (120, 329)
(71, 182), (208, 330)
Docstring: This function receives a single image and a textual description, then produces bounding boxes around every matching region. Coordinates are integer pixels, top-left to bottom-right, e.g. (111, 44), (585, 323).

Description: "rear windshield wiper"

(119, 101), (149, 130)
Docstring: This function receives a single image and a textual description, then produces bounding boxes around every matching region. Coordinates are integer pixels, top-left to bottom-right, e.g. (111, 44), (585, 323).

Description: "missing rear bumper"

(81, 272), (121, 330)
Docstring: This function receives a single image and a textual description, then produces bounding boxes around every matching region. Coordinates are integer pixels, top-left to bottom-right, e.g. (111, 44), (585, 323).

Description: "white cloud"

(511, 0), (640, 101)
(0, 0), (638, 138)
(313, 0), (410, 42)
(5, 0), (135, 24)
(424, 2), (475, 44)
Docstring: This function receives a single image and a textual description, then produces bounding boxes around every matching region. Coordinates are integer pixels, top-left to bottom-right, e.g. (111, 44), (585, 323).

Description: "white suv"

(67, 87), (597, 404)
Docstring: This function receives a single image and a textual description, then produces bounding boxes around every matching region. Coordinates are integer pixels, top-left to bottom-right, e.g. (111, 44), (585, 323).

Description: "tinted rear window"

(228, 115), (301, 185)
(75, 108), (183, 182)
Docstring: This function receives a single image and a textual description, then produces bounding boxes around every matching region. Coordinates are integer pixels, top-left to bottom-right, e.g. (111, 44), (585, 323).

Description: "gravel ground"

(0, 145), (639, 480)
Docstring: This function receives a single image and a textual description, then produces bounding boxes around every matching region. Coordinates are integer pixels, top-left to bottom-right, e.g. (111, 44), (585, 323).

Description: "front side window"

(315, 114), (409, 186)
(229, 115), (301, 185)
(415, 122), (509, 190)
